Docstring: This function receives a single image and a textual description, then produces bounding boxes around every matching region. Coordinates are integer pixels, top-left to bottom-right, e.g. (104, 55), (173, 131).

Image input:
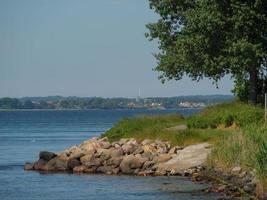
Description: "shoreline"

(24, 136), (259, 199)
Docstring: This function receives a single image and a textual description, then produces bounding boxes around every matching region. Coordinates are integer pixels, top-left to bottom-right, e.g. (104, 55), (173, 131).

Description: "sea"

(0, 109), (221, 200)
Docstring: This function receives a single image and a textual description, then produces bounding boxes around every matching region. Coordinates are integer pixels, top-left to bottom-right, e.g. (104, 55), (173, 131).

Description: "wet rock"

(33, 159), (47, 170)
(24, 163), (34, 170)
(73, 165), (87, 173)
(39, 151), (56, 162)
(67, 158), (80, 170)
(112, 167), (120, 175)
(138, 169), (154, 176)
(97, 166), (113, 174)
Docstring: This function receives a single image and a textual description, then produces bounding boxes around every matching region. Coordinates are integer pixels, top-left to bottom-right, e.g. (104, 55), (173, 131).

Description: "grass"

(102, 101), (267, 193)
(102, 113), (231, 146)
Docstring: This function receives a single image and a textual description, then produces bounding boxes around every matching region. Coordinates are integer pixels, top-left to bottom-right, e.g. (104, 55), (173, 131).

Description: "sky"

(0, 0), (234, 98)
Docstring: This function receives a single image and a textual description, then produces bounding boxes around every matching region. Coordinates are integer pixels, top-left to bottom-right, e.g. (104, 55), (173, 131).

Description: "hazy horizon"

(0, 0), (234, 98)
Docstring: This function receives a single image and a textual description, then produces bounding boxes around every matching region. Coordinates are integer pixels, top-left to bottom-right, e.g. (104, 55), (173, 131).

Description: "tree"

(146, 0), (267, 104)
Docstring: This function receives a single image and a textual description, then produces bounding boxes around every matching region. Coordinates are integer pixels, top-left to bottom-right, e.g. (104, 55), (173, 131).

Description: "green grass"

(187, 102), (263, 129)
(102, 114), (230, 146)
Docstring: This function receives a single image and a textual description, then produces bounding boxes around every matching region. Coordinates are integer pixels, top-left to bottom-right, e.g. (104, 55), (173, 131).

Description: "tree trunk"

(249, 67), (258, 105)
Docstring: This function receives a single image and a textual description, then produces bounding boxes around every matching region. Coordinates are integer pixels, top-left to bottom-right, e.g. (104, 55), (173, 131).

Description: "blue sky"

(0, 0), (234, 98)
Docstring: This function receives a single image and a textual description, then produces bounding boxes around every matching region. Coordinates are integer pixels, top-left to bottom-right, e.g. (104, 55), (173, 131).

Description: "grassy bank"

(102, 102), (267, 190)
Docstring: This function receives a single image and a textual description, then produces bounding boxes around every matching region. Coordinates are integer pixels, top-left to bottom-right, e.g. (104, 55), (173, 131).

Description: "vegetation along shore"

(25, 101), (267, 199)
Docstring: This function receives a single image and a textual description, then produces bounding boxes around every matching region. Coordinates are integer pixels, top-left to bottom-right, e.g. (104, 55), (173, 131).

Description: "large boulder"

(39, 151), (56, 162)
(119, 155), (144, 174)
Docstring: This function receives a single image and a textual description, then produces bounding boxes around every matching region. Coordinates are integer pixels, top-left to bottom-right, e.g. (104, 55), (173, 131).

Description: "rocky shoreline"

(24, 137), (260, 199)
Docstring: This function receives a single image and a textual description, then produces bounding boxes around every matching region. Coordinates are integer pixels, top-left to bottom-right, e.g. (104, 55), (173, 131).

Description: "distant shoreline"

(0, 107), (202, 111)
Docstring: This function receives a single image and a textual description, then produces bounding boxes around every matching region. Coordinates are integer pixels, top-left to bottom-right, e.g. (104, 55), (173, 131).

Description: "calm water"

(0, 109), (219, 200)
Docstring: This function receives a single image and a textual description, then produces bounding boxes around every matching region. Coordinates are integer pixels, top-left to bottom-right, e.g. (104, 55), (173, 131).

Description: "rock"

(106, 157), (123, 167)
(169, 146), (178, 154)
(81, 154), (102, 168)
(243, 182), (256, 194)
(68, 146), (84, 159)
(119, 155), (144, 174)
(110, 149), (124, 158)
(142, 145), (157, 154)
(97, 148), (112, 161)
(39, 151), (56, 161)
(79, 137), (100, 154)
(80, 154), (95, 165)
(153, 154), (172, 163)
(231, 166), (242, 174)
(122, 144), (137, 154)
(112, 167), (120, 175)
(142, 152), (155, 161)
(138, 170), (154, 176)
(97, 166), (113, 174)
(101, 142), (111, 149)
(119, 138), (129, 146)
(155, 168), (167, 176)
(155, 143), (211, 175)
(33, 159), (47, 170)
(46, 156), (68, 171)
(142, 161), (155, 170)
(24, 163), (34, 170)
(73, 165), (87, 173)
(133, 147), (144, 155)
(67, 158), (80, 170)
(141, 139), (154, 146)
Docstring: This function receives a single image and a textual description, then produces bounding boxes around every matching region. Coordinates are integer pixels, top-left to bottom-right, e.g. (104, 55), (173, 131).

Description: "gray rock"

(67, 158), (80, 170)
(39, 151), (56, 161)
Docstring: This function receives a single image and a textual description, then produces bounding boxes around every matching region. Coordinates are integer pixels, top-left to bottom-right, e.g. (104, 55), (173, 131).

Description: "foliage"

(146, 0), (267, 103)
(187, 102), (263, 128)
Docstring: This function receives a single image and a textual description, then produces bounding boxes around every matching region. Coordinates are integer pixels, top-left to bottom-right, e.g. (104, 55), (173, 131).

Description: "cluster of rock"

(24, 137), (211, 176)
(192, 166), (260, 199)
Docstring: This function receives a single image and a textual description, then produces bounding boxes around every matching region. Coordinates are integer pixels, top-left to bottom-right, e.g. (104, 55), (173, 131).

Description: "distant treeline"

(0, 95), (234, 110)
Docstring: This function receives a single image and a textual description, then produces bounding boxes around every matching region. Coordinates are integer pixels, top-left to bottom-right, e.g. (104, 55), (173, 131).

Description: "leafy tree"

(146, 0), (267, 104)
